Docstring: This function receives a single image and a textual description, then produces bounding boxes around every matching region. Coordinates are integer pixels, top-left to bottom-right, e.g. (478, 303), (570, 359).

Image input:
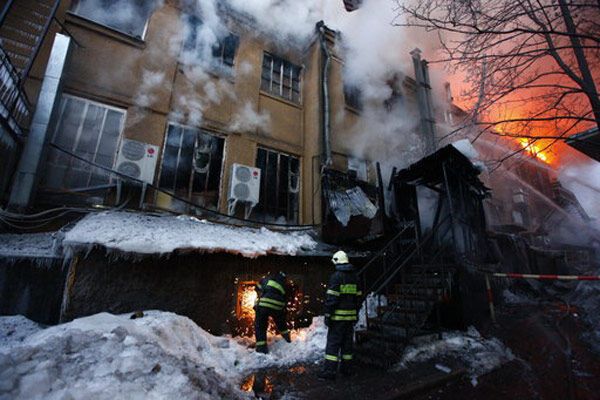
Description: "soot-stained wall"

(61, 249), (334, 335)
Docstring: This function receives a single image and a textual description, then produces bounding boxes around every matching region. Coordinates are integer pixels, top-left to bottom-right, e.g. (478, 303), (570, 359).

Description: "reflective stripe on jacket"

(256, 274), (287, 311)
(324, 263), (361, 321)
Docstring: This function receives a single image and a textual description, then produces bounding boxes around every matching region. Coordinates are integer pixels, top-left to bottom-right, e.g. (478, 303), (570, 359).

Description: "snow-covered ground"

(395, 326), (515, 383)
(62, 211), (317, 258)
(0, 232), (61, 259)
(0, 311), (326, 400)
(0, 316), (42, 348)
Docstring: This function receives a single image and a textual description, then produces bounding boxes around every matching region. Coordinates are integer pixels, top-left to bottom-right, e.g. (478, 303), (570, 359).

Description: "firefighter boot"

(255, 342), (268, 354)
(317, 368), (336, 381)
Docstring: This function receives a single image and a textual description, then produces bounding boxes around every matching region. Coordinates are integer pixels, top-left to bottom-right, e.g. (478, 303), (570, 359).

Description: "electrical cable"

(46, 142), (319, 231)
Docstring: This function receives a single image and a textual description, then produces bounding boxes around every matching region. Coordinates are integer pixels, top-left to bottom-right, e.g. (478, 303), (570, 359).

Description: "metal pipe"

(317, 21), (332, 167)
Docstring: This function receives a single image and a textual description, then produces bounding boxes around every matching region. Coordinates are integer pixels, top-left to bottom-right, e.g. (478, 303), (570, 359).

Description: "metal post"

(9, 33), (72, 209)
(485, 274), (497, 324)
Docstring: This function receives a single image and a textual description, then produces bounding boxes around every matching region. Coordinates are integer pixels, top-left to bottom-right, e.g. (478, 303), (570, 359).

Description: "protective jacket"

(324, 263), (362, 321)
(254, 272), (290, 353)
(256, 273), (287, 311)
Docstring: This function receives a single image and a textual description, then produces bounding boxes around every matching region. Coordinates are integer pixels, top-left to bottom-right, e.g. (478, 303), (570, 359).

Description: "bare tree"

(393, 0), (600, 145)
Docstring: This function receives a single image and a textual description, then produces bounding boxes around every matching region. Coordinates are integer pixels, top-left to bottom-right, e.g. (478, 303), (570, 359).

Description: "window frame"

(180, 14), (240, 73)
(157, 122), (226, 210)
(254, 146), (301, 224)
(260, 52), (302, 104)
(46, 94), (127, 190)
(70, 0), (154, 40)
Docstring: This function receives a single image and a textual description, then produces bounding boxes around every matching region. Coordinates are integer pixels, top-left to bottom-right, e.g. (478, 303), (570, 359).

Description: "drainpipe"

(9, 33), (72, 210)
(317, 21), (332, 167)
(411, 48), (436, 154)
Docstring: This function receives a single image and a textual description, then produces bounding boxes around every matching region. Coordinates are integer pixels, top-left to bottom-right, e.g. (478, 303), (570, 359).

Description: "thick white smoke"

(78, 0), (444, 161)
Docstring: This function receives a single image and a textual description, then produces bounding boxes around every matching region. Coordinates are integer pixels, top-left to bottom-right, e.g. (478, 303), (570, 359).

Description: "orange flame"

(518, 138), (550, 163)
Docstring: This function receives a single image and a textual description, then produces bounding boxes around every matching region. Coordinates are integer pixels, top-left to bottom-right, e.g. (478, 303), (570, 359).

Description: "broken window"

(254, 148), (300, 223)
(261, 53), (301, 103)
(43, 95), (125, 190)
(158, 124), (224, 210)
(182, 14), (239, 70)
(343, 84), (363, 111)
(71, 0), (159, 39)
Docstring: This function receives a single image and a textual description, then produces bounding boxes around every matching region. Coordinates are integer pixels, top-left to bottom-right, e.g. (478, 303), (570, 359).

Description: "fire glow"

(518, 138), (550, 163)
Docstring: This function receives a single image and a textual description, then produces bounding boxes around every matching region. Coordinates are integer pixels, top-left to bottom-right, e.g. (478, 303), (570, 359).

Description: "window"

(343, 84), (363, 111)
(71, 0), (159, 39)
(261, 53), (301, 103)
(44, 96), (125, 189)
(254, 148), (300, 223)
(158, 124), (224, 210)
(181, 15), (239, 70)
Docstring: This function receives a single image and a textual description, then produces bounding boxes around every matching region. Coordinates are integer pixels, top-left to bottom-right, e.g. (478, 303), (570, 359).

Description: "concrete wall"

(61, 250), (333, 335)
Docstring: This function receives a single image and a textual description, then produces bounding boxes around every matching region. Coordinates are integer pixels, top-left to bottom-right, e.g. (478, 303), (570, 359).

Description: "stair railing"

(21, 0), (61, 81)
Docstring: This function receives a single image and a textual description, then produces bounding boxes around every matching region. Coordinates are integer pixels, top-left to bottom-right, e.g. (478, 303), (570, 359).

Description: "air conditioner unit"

(228, 163), (261, 205)
(115, 139), (160, 184)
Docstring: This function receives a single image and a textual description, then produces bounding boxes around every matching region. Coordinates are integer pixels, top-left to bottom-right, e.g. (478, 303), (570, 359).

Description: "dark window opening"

(159, 124), (225, 210)
(71, 0), (159, 38)
(261, 53), (301, 103)
(182, 14), (239, 70)
(254, 148), (300, 224)
(343, 84), (363, 111)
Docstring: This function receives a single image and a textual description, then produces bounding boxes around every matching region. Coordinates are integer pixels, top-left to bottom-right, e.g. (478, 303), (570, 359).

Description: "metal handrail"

(357, 221), (415, 276)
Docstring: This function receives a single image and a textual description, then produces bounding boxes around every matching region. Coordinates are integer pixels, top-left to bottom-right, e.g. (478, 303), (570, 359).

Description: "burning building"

(0, 0), (446, 332)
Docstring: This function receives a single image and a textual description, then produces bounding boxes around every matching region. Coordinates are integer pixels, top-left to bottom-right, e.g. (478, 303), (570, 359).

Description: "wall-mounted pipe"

(317, 21), (332, 167)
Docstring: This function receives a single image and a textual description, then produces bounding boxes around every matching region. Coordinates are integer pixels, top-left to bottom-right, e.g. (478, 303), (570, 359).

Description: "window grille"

(261, 53), (301, 103)
(44, 95), (125, 190)
(158, 124), (225, 210)
(254, 147), (300, 223)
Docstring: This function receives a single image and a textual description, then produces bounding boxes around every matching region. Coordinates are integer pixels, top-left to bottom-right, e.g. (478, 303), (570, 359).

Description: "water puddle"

(240, 365), (309, 399)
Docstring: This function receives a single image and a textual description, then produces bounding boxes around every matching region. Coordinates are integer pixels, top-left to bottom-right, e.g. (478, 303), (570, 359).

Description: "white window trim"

(50, 94), (127, 188)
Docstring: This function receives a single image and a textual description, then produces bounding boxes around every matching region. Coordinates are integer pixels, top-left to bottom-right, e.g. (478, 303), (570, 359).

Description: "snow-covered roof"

(63, 211), (318, 258)
(0, 232), (62, 259)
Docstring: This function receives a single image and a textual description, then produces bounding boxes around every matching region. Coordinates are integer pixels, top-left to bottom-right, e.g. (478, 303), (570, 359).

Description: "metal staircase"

(0, 0), (60, 79)
(354, 218), (456, 368)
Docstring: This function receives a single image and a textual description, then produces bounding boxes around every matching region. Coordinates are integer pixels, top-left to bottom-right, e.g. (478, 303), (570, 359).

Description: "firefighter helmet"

(332, 250), (349, 265)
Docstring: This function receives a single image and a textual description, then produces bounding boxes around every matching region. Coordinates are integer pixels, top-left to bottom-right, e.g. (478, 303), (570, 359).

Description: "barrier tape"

(492, 273), (600, 281)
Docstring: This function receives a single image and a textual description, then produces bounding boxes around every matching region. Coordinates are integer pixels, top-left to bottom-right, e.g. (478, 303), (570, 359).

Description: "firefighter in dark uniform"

(254, 271), (292, 354)
(319, 250), (362, 379)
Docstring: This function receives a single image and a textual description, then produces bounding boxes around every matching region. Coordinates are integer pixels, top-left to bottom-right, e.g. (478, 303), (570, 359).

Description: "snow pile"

(0, 311), (326, 399)
(0, 232), (61, 259)
(0, 316), (42, 348)
(396, 327), (515, 379)
(63, 211), (317, 258)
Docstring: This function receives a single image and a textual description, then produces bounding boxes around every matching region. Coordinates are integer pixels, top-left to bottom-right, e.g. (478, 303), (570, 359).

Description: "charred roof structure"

(566, 127), (600, 162)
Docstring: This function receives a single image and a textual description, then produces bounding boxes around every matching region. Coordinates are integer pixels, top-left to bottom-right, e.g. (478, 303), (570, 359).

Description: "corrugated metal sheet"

(328, 186), (378, 226)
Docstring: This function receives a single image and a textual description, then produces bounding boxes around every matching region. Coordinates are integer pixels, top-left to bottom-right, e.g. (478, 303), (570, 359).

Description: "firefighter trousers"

(255, 306), (289, 352)
(324, 321), (354, 371)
